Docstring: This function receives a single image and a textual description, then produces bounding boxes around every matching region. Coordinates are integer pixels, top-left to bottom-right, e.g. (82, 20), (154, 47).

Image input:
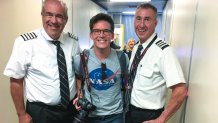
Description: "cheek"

(90, 34), (96, 40)
(59, 21), (66, 27)
(42, 18), (49, 24)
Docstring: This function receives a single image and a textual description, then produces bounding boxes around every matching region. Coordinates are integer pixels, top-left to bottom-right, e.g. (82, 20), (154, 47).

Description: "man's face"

(41, 0), (68, 40)
(134, 8), (157, 43)
(90, 20), (114, 50)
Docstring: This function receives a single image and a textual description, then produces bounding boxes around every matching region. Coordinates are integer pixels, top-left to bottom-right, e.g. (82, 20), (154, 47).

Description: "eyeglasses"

(43, 12), (66, 20)
(92, 29), (112, 36)
(101, 63), (107, 81)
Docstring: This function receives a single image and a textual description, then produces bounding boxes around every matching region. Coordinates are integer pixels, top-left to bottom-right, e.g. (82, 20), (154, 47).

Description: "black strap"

(80, 50), (91, 92)
(80, 50), (95, 104)
(116, 51), (128, 90)
(130, 34), (157, 74)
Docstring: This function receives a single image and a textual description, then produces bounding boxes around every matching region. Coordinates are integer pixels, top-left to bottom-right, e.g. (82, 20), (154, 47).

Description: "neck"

(94, 47), (111, 62)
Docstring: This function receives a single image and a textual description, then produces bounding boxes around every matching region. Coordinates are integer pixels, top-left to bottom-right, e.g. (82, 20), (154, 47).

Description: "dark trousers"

(87, 113), (123, 123)
(26, 101), (78, 123)
(125, 105), (164, 123)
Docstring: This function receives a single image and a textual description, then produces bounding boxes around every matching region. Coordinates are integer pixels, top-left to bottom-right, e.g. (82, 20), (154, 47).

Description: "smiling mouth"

(138, 29), (146, 32)
(48, 23), (60, 29)
(97, 39), (107, 42)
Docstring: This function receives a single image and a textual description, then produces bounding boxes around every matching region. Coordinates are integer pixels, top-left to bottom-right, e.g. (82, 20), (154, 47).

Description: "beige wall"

(0, 0), (42, 122)
(162, 0), (197, 122)
(185, 0), (218, 122)
(164, 0), (218, 122)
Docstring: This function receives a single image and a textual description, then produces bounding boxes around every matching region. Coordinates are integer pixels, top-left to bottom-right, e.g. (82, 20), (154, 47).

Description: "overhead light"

(110, 0), (151, 2)
(122, 11), (135, 15)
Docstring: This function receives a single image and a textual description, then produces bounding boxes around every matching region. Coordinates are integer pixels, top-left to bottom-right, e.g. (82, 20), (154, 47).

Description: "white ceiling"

(91, 0), (168, 14)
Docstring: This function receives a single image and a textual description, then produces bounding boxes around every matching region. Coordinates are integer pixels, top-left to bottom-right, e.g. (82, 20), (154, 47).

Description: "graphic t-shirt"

(74, 49), (124, 116)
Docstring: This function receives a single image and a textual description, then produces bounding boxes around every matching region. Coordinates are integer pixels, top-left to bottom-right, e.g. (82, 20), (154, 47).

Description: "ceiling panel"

(91, 0), (168, 14)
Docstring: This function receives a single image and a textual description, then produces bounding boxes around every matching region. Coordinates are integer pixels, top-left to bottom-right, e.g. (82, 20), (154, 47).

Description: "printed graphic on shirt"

(89, 68), (118, 90)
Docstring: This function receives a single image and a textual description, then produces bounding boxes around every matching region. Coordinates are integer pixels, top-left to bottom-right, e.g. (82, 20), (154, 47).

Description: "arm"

(73, 78), (83, 110)
(143, 83), (187, 123)
(10, 77), (32, 123)
(76, 78), (83, 98)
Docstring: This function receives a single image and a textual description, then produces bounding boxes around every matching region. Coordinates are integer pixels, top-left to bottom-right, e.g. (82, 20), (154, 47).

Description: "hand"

(142, 117), (165, 123)
(18, 112), (32, 123)
(142, 118), (164, 123)
(73, 97), (81, 110)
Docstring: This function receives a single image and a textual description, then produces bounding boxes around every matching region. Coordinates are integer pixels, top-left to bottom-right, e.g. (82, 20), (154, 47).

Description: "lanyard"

(130, 34), (157, 72)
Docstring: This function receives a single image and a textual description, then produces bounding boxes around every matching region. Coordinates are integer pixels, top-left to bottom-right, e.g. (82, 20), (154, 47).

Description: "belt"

(27, 100), (66, 110)
(130, 104), (164, 113)
(88, 113), (122, 120)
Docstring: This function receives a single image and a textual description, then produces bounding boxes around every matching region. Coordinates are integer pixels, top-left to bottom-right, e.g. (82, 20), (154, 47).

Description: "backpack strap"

(116, 50), (128, 90)
(116, 50), (130, 122)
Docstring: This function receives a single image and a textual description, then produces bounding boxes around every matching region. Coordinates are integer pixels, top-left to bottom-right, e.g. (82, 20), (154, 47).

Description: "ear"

(155, 19), (158, 26)
(111, 32), (115, 40)
(90, 32), (94, 40)
(65, 16), (68, 23)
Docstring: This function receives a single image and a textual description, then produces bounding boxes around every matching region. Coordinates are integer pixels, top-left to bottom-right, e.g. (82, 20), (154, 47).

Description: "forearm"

(73, 78), (83, 110)
(76, 78), (83, 98)
(10, 77), (26, 116)
(158, 83), (187, 122)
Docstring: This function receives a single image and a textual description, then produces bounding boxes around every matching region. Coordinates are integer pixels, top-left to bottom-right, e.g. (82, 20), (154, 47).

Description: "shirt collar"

(140, 33), (156, 49)
(40, 28), (65, 44)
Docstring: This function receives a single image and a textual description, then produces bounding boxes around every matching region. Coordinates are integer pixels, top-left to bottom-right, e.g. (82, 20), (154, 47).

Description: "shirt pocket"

(139, 67), (153, 77)
(137, 67), (153, 86)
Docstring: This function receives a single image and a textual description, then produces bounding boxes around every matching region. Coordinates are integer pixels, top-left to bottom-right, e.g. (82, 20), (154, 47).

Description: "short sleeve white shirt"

(129, 33), (186, 109)
(4, 28), (81, 105)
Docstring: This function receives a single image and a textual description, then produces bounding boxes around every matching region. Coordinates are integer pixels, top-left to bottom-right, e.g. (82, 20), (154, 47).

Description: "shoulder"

(115, 50), (129, 61)
(135, 41), (139, 45)
(63, 32), (80, 50)
(14, 29), (40, 48)
(67, 32), (79, 41)
(19, 29), (39, 41)
(116, 49), (125, 56)
(155, 40), (169, 50)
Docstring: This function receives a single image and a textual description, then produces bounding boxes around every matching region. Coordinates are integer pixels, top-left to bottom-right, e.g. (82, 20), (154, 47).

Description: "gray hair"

(41, 0), (68, 19)
(136, 3), (157, 17)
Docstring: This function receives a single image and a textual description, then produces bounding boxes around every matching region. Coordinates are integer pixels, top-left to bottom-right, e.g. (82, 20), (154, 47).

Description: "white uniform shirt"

(4, 28), (81, 105)
(129, 33), (186, 109)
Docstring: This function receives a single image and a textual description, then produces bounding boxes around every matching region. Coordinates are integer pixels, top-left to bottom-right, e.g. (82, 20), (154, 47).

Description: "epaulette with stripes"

(135, 41), (139, 45)
(20, 32), (37, 41)
(68, 32), (78, 41)
(155, 40), (169, 50)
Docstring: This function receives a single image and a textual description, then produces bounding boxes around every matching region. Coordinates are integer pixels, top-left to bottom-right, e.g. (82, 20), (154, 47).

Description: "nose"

(99, 31), (104, 37)
(50, 16), (58, 23)
(139, 20), (145, 27)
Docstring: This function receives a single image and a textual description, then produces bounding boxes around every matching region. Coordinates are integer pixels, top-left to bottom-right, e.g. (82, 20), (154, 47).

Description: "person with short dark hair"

(73, 13), (129, 123)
